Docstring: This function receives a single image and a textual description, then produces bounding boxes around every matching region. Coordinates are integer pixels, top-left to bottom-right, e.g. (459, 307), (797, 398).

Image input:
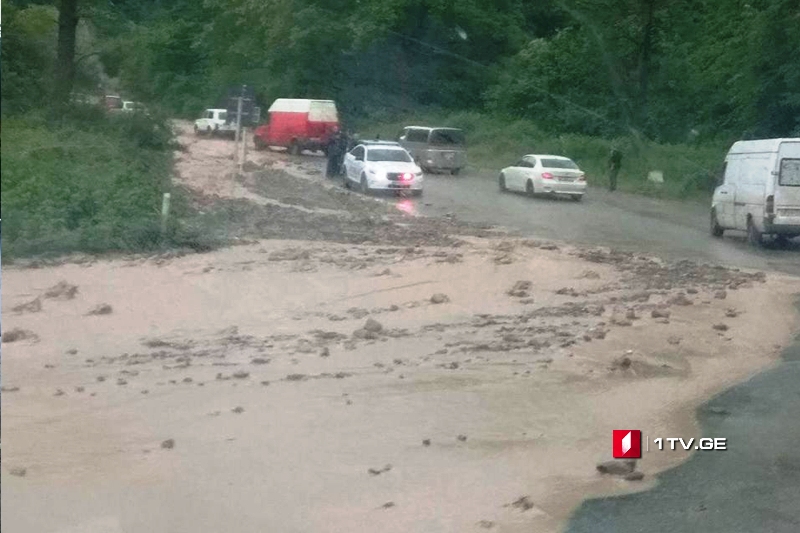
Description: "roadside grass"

(1, 108), (219, 261)
(360, 110), (728, 202)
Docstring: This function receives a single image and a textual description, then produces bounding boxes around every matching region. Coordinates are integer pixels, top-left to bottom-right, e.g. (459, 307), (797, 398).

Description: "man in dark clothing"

(608, 148), (622, 191)
(326, 131), (344, 178)
(337, 132), (350, 176)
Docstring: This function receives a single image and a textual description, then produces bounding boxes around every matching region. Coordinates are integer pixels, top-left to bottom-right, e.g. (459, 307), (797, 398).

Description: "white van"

(711, 138), (800, 245)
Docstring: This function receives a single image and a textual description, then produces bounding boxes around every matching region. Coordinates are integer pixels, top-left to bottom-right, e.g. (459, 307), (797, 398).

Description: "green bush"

(1, 111), (182, 259)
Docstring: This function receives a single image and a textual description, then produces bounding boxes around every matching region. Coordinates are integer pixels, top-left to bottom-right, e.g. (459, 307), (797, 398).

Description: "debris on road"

(597, 459), (637, 476)
(43, 281), (79, 300)
(86, 304), (113, 316)
(2, 328), (39, 343)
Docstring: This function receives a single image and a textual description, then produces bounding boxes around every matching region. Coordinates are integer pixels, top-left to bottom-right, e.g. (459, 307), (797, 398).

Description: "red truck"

(253, 99), (339, 155)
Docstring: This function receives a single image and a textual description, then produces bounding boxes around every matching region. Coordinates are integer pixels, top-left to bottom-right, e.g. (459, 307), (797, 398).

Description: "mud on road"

(173, 121), (497, 248)
(2, 122), (799, 533)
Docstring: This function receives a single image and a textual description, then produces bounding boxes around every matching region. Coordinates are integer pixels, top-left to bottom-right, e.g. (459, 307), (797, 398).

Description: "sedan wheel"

(499, 173), (507, 192)
(570, 194), (583, 202)
(360, 174), (370, 195)
(526, 180), (535, 197)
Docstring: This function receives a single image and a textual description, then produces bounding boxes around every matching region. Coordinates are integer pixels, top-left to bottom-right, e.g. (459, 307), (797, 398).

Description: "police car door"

(346, 146), (364, 183)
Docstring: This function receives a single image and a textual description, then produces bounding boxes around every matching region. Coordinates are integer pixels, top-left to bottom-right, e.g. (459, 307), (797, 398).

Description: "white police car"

(343, 141), (424, 196)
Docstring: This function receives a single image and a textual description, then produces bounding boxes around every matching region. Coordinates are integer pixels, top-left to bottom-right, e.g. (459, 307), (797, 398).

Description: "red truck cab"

(253, 99), (339, 155)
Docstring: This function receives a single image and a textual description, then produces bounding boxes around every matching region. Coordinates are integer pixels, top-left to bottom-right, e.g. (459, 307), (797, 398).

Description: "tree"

(53, 0), (80, 110)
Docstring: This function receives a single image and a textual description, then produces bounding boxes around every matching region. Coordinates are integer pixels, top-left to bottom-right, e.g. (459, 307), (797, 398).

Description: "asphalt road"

(409, 171), (800, 277)
(565, 317), (800, 533)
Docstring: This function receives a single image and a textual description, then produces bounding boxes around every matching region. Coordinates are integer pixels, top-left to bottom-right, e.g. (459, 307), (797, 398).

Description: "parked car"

(343, 142), (424, 196)
(253, 99), (339, 155)
(711, 138), (800, 245)
(194, 108), (237, 137)
(397, 126), (466, 175)
(499, 154), (587, 201)
(121, 101), (147, 114)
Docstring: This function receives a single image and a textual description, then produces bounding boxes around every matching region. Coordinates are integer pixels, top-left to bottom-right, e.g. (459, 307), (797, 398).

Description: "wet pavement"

(413, 171), (800, 277)
(565, 305), (800, 533)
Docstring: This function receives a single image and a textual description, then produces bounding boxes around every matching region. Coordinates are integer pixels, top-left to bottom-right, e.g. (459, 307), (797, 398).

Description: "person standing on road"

(326, 130), (344, 178)
(608, 148), (622, 191)
(337, 131), (350, 176)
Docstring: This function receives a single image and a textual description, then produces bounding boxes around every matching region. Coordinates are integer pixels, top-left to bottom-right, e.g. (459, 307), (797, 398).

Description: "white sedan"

(343, 142), (424, 196)
(499, 154), (587, 201)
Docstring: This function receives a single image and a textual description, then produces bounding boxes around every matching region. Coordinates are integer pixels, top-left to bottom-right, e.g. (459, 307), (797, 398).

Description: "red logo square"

(613, 430), (642, 458)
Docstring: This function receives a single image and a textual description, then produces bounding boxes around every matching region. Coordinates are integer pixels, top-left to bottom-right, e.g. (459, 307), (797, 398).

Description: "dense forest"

(3, 0), (799, 142)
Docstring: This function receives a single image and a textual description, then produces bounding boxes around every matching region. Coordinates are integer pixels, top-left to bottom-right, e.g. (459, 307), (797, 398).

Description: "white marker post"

(241, 126), (248, 172)
(160, 192), (171, 238)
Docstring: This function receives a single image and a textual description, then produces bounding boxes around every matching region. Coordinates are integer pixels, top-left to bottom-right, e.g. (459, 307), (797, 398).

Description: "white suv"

(343, 142), (424, 196)
(194, 109), (229, 135)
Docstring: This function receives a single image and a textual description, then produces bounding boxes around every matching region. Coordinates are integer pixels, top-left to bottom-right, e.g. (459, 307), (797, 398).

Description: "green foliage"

(1, 4), (59, 114)
(1, 111), (181, 258)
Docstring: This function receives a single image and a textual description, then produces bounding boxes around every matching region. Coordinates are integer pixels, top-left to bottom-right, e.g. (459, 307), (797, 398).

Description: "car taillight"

(766, 195), (774, 215)
(402, 172), (413, 181)
(542, 172), (554, 180)
(577, 173), (586, 182)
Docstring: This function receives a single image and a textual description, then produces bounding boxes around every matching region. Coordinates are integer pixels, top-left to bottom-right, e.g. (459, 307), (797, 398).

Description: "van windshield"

(367, 149), (413, 162)
(429, 129), (464, 146)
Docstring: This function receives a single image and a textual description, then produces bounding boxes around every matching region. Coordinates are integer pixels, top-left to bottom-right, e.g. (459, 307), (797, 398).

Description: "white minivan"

(711, 138), (800, 245)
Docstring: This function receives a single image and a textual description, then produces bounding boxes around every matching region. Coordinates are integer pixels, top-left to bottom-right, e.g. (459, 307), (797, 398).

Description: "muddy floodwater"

(2, 128), (799, 533)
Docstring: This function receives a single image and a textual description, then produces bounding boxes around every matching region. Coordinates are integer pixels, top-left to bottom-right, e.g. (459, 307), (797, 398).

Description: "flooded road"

(412, 171), (800, 277)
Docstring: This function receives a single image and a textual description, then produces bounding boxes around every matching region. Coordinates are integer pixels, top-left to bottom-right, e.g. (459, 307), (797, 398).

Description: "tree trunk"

(636, 0), (656, 127)
(53, 0), (80, 112)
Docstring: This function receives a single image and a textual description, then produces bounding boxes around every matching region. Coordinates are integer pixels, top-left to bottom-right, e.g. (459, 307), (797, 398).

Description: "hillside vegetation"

(2, 0), (799, 256)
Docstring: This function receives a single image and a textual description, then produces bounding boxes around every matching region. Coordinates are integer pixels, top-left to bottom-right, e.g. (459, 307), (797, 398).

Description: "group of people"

(325, 129), (357, 178)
